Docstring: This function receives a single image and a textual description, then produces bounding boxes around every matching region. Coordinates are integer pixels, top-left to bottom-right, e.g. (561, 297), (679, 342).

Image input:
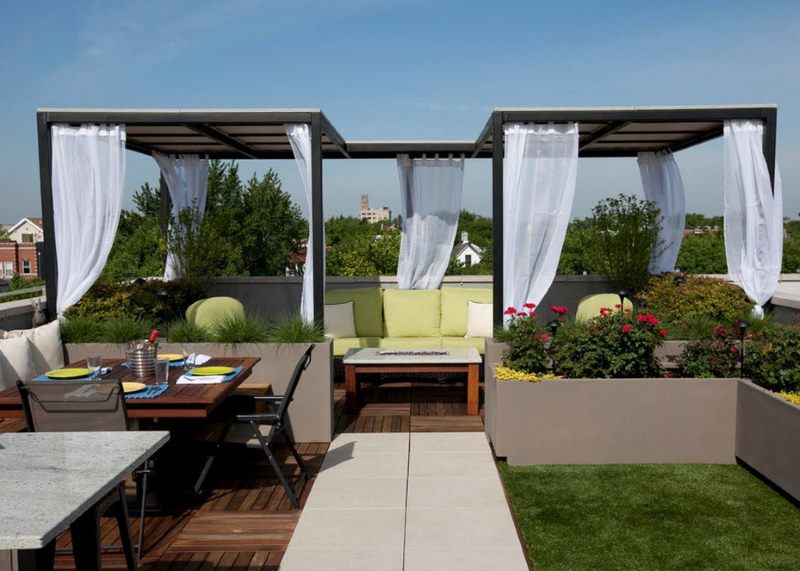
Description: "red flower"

(516, 312), (527, 317)
(523, 302), (536, 309)
(549, 305), (568, 316)
(713, 326), (727, 337)
(637, 314), (647, 323)
(622, 324), (632, 333)
(615, 303), (622, 309)
(662, 370), (674, 378)
(659, 328), (667, 337)
(504, 307), (517, 315)
(624, 308), (632, 314)
(600, 307), (611, 317)
(729, 346), (738, 354)
(530, 311), (537, 317)
(538, 333), (550, 341)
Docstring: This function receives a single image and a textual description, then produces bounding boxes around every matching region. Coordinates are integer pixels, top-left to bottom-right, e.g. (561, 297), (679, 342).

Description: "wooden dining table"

(0, 356), (261, 420)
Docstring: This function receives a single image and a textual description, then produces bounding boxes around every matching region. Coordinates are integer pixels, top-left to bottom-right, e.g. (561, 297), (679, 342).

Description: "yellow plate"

(45, 368), (94, 379)
(122, 382), (147, 394)
(157, 353), (184, 362)
(188, 366), (235, 376)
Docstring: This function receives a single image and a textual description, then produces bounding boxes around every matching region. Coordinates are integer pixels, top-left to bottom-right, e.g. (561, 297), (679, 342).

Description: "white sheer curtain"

(396, 154), (465, 289)
(153, 153), (209, 281)
(286, 123), (320, 323)
(503, 123), (578, 316)
(724, 119), (783, 316)
(51, 124), (126, 317)
(637, 151), (686, 273)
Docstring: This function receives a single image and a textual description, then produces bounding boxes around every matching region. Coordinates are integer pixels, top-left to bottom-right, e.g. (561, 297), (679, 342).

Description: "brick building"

(0, 217), (44, 280)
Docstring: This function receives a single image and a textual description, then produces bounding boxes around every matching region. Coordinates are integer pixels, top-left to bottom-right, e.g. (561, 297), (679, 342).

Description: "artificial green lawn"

(498, 464), (800, 571)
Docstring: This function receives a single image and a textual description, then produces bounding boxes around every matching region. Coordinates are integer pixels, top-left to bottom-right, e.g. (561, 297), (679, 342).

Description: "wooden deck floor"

(7, 377), (485, 570)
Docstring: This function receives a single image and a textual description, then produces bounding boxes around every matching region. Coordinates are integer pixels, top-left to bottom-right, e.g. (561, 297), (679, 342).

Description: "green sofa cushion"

(383, 290), (441, 337)
(441, 336), (486, 354)
(440, 287), (494, 336)
(325, 288), (383, 338)
(575, 293), (634, 323)
(379, 337), (443, 349)
(332, 337), (381, 356)
(185, 297), (245, 334)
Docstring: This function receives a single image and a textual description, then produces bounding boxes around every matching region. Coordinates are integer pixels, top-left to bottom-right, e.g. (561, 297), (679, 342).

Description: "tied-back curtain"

(153, 153), (209, 281)
(637, 151), (686, 273)
(286, 123), (320, 323)
(503, 123), (578, 317)
(51, 124), (126, 317)
(723, 119), (783, 316)
(396, 154), (465, 289)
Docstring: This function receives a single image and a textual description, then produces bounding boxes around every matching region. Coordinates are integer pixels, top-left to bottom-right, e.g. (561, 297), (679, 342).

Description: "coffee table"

(343, 348), (482, 415)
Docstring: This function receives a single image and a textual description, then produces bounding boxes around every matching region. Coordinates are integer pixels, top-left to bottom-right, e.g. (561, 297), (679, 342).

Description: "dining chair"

(193, 344), (314, 507)
(16, 379), (150, 565)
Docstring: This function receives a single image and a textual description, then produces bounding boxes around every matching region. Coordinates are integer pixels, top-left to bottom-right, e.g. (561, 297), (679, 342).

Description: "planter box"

(64, 341), (333, 442)
(736, 380), (800, 502)
(484, 341), (737, 465)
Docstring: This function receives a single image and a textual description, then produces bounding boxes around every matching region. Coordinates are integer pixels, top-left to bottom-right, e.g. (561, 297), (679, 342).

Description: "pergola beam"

(185, 124), (261, 159)
(579, 121), (631, 149)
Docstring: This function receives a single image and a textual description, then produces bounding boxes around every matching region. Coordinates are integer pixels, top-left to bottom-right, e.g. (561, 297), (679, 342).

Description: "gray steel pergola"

(36, 104), (778, 323)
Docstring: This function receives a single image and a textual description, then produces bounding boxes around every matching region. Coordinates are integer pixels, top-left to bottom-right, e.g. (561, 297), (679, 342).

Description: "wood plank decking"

(5, 378), (484, 570)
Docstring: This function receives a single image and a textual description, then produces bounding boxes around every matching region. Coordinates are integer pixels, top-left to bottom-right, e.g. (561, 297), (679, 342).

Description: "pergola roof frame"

(36, 105), (778, 324)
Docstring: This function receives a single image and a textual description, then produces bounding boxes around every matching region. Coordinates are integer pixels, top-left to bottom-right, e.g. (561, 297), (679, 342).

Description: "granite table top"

(343, 347), (482, 365)
(0, 431), (169, 550)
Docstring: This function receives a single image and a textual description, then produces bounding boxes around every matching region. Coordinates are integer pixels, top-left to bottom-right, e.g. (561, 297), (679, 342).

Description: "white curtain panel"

(51, 124), (126, 317)
(396, 154), (465, 289)
(503, 123), (579, 316)
(637, 151), (686, 273)
(723, 119), (783, 315)
(286, 123), (321, 323)
(153, 153), (209, 281)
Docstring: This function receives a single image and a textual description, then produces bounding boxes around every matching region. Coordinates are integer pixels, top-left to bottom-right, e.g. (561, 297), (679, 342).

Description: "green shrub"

(637, 274), (752, 331)
(268, 314), (324, 343)
(64, 279), (205, 322)
(165, 319), (211, 343)
(677, 325), (742, 378)
(551, 309), (665, 378)
(60, 316), (102, 343)
(746, 327), (800, 393)
(586, 194), (662, 292)
(100, 316), (155, 343)
(213, 315), (270, 343)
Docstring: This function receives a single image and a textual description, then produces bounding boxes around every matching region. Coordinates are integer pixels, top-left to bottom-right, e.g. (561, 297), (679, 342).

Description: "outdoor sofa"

(325, 287), (493, 357)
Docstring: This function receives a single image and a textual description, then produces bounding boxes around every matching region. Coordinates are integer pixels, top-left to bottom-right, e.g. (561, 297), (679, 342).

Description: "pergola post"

(491, 111), (504, 326)
(310, 114), (325, 325)
(36, 112), (58, 320)
(762, 107), (778, 190)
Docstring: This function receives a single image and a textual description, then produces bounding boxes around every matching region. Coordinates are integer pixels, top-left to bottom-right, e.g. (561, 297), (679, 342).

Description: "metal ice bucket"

(126, 340), (158, 378)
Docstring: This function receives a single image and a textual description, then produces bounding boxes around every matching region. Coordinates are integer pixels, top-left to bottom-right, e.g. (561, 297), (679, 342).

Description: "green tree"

(558, 218), (602, 275)
(0, 226), (10, 241)
(327, 231), (401, 276)
(676, 233), (727, 274)
(684, 213), (724, 230)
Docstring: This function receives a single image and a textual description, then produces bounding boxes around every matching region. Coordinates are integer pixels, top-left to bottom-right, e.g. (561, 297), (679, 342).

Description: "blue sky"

(1, 0), (798, 223)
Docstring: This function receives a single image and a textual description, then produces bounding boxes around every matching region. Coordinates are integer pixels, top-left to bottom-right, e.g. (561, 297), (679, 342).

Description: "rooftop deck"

(3, 377), (485, 570)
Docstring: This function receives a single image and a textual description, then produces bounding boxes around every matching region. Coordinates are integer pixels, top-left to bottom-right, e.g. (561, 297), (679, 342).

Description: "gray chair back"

(17, 380), (129, 432)
(275, 345), (314, 422)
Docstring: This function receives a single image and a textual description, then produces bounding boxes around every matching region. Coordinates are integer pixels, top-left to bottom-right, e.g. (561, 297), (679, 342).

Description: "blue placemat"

(34, 369), (103, 382)
(126, 383), (170, 399)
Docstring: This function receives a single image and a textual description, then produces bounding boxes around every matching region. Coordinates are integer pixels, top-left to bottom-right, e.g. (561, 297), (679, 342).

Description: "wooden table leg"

(467, 363), (479, 415)
(344, 364), (359, 413)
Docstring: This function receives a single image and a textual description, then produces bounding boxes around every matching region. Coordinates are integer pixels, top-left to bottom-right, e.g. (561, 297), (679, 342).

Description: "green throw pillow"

(383, 289), (441, 337)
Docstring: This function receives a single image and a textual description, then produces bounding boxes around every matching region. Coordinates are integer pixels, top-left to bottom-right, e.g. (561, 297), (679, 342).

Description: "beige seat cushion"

(0, 335), (38, 388)
(4, 321), (64, 373)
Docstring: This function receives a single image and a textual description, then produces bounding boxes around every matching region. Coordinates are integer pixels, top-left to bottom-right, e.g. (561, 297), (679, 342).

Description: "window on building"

(465, 254), (472, 267)
(3, 261), (12, 277)
(21, 233), (34, 243)
(22, 259), (31, 275)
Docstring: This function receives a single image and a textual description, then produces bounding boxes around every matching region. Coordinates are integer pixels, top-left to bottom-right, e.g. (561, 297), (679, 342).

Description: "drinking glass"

(87, 355), (102, 375)
(154, 359), (170, 385)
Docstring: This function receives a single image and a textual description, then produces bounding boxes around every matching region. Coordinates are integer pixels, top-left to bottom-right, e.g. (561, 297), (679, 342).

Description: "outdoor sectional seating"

(324, 287), (493, 357)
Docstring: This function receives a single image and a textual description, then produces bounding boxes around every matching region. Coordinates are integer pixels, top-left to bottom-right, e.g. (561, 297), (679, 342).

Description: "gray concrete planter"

(64, 341), (333, 442)
(484, 341), (738, 465)
(736, 380), (800, 502)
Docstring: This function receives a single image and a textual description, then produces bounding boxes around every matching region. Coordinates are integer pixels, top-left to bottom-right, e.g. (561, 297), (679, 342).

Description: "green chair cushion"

(440, 287), (494, 336)
(379, 337), (443, 349)
(575, 293), (634, 323)
(325, 288), (383, 338)
(185, 297), (245, 334)
(441, 336), (486, 354)
(332, 337), (381, 357)
(383, 290), (441, 337)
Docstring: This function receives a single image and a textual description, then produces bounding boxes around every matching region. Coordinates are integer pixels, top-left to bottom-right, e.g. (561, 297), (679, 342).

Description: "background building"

(452, 231), (484, 267)
(0, 217), (44, 280)
(359, 194), (391, 223)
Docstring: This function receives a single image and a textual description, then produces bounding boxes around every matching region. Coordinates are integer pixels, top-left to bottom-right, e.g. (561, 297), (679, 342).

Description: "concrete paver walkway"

(280, 432), (528, 570)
